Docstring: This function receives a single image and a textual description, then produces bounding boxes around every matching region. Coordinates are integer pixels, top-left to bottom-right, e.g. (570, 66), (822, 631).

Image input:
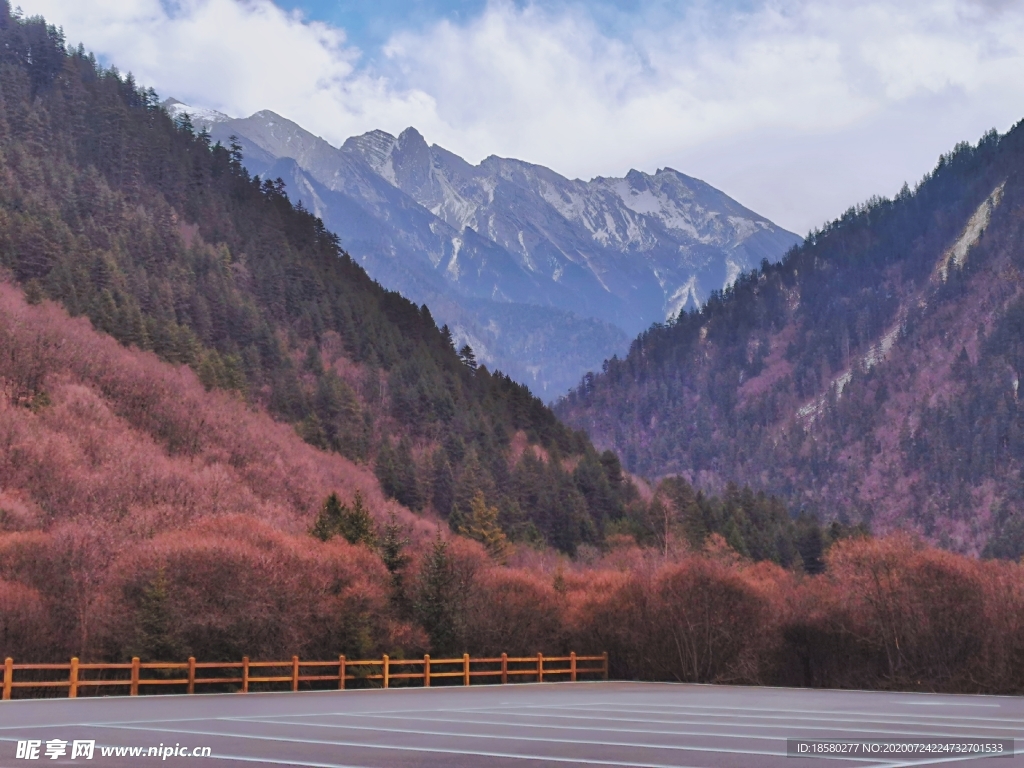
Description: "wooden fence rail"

(2, 652), (608, 700)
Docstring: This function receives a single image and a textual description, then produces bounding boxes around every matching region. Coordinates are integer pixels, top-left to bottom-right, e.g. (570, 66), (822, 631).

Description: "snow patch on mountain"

(667, 276), (700, 320)
(163, 99), (232, 131)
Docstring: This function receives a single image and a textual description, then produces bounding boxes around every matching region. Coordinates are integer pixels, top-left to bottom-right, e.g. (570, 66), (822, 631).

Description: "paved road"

(0, 682), (1020, 767)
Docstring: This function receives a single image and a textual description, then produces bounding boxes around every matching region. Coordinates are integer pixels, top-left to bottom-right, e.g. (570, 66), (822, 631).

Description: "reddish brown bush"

(776, 535), (1016, 693)
(565, 556), (775, 684)
(0, 579), (50, 661)
(463, 568), (564, 656)
(103, 517), (422, 662)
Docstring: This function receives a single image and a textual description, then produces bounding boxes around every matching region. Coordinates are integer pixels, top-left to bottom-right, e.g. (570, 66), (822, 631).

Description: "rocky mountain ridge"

(168, 100), (799, 396)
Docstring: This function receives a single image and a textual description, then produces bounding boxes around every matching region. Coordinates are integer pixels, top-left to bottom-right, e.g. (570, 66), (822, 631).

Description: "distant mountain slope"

(558, 125), (1024, 555)
(0, 8), (640, 555)
(169, 102), (800, 395)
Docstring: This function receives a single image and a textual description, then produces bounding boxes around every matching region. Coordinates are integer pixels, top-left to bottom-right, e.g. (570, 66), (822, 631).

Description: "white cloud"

(20, 0), (1024, 233)
(22, 0), (440, 139)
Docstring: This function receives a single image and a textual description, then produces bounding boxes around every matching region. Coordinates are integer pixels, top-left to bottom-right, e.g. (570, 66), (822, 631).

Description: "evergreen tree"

(393, 437), (421, 510)
(439, 324), (454, 350)
(338, 491), (376, 547)
(310, 492), (376, 547)
(132, 568), (186, 662)
(458, 344), (477, 370)
(374, 441), (399, 500)
(379, 511), (411, 613)
(310, 492), (345, 542)
(795, 511), (826, 574)
(414, 531), (461, 654)
(459, 490), (511, 561)
(451, 451), (479, 531)
(431, 448), (455, 518)
(297, 412), (329, 450)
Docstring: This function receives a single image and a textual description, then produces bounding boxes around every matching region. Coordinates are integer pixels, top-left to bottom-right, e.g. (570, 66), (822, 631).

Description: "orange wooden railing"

(1, 652), (608, 700)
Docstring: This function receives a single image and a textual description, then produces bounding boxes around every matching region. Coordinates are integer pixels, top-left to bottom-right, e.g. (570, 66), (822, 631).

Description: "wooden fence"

(2, 652), (608, 700)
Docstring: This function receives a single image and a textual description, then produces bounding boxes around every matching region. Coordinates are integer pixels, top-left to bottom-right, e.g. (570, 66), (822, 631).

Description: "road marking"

(534, 703), (1024, 726)
(579, 702), (1014, 720)
(223, 713), (786, 742)
(225, 699), (1021, 727)
(78, 724), (811, 768)
(893, 702), (1001, 708)
(454, 708), (1024, 736)
(206, 754), (372, 768)
(87, 721), (879, 765)
(879, 755), (1003, 768)
(267, 711), (1021, 742)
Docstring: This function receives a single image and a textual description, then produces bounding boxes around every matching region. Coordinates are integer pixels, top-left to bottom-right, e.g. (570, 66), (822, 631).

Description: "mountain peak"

(343, 129), (398, 176)
(397, 126), (426, 147)
(389, 127), (433, 193)
(161, 98), (233, 130)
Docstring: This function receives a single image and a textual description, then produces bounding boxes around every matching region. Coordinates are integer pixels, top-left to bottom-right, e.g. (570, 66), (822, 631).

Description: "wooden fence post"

(338, 655), (346, 690)
(242, 656), (249, 693)
(130, 658), (140, 696)
(188, 657), (196, 694)
(570, 652), (577, 683)
(3, 658), (12, 701)
(423, 655), (430, 687)
(463, 653), (470, 686)
(537, 652), (543, 683)
(292, 656), (299, 692)
(69, 658), (79, 699)
(501, 653), (508, 685)
(602, 651), (609, 680)
(382, 655), (389, 689)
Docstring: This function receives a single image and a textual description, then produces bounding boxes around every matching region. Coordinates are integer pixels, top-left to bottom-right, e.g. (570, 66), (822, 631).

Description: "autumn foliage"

(1, 280), (1023, 692)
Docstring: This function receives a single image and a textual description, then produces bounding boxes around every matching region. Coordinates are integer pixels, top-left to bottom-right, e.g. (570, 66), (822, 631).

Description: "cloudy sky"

(18, 0), (1024, 234)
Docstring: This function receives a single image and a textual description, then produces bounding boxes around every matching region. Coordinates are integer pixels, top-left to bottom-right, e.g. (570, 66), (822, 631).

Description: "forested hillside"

(0, 5), (640, 553)
(559, 122), (1024, 555)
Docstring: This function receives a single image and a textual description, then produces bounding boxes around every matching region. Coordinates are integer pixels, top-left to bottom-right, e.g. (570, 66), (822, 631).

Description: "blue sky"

(273, 1), (760, 61)
(275, 0), (493, 49)
(21, 0), (1024, 233)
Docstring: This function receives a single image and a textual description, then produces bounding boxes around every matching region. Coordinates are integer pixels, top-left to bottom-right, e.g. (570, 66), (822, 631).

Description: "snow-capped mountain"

(345, 126), (799, 330)
(170, 101), (800, 395)
(163, 98), (232, 130)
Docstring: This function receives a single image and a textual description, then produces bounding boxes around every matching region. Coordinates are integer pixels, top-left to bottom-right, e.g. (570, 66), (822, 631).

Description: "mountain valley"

(165, 100), (800, 396)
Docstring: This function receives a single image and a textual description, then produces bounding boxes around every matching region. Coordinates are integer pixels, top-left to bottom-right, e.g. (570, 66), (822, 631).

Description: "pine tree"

(393, 437), (421, 510)
(338, 491), (376, 547)
(297, 412), (329, 450)
(414, 531), (460, 654)
(310, 491), (376, 547)
(310, 492), (345, 542)
(439, 324), (454, 350)
(458, 344), (477, 370)
(379, 511), (411, 613)
(132, 568), (186, 662)
(375, 440), (399, 499)
(451, 450), (484, 532)
(459, 490), (510, 561)
(431, 448), (455, 518)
